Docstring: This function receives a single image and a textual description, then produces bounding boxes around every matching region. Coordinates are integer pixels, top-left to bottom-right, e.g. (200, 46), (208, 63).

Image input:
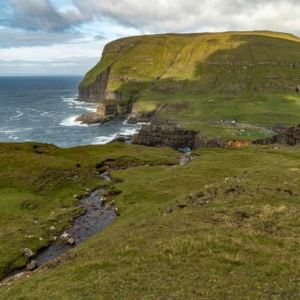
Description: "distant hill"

(78, 31), (300, 126)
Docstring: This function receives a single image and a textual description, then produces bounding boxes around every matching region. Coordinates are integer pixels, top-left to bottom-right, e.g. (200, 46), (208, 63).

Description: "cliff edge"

(78, 31), (300, 126)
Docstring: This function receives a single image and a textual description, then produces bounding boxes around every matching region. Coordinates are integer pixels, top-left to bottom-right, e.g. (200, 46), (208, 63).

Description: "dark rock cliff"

(132, 124), (300, 150)
(78, 67), (111, 103)
(132, 125), (199, 149)
(132, 125), (231, 149)
(253, 124), (300, 146)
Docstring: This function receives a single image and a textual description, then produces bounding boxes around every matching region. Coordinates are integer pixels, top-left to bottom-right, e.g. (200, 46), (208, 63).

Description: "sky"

(1, 0), (300, 76)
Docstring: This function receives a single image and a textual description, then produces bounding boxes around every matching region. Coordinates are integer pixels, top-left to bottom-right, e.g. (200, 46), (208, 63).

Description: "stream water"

(4, 172), (116, 280)
(36, 188), (116, 266)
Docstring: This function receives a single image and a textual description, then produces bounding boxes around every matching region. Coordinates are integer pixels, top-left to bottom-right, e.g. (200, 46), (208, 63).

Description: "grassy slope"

(80, 31), (300, 138)
(0, 142), (178, 279)
(2, 142), (300, 299)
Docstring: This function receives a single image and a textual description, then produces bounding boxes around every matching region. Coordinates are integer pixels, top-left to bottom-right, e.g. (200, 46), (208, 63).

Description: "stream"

(2, 155), (195, 284)
(4, 172), (116, 281)
(36, 188), (116, 266)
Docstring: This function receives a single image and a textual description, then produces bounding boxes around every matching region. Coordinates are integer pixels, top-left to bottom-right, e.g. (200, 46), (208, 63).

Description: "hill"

(2, 142), (300, 299)
(78, 31), (300, 133)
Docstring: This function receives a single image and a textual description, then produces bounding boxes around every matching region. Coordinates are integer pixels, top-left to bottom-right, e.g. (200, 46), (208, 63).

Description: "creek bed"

(36, 188), (116, 266)
(5, 172), (116, 280)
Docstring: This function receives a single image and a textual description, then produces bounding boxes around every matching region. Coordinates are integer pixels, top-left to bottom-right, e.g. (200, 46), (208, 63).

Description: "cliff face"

(78, 67), (111, 103)
(131, 125), (239, 149)
(132, 125), (198, 149)
(96, 101), (129, 117)
(78, 31), (300, 125)
(78, 67), (125, 103)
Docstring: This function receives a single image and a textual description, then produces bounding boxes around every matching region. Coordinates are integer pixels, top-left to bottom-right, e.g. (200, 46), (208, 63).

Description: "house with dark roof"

(272, 124), (288, 132)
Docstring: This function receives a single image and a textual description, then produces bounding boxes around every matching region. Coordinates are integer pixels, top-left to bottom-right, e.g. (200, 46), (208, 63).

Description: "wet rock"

(22, 248), (35, 259)
(60, 232), (69, 241)
(26, 260), (38, 271)
(109, 134), (132, 143)
(58, 232), (75, 245)
(67, 238), (75, 245)
(104, 202), (115, 210)
(75, 114), (109, 125)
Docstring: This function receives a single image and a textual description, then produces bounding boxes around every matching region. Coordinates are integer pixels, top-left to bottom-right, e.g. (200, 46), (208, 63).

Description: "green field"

(2, 142), (300, 299)
(80, 31), (300, 133)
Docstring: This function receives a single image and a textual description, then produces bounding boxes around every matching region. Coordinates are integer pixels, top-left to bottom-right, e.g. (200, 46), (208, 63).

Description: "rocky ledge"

(132, 123), (300, 150)
(132, 125), (230, 150)
(75, 114), (111, 125)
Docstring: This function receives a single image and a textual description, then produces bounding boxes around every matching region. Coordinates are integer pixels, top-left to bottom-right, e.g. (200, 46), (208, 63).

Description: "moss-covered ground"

(2, 141), (300, 299)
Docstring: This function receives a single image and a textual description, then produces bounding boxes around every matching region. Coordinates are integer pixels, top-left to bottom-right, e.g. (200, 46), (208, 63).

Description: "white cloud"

(73, 0), (300, 36)
(2, 0), (300, 75)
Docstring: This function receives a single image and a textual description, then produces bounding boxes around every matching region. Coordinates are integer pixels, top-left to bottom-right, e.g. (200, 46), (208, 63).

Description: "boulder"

(22, 248), (35, 259)
(26, 260), (38, 271)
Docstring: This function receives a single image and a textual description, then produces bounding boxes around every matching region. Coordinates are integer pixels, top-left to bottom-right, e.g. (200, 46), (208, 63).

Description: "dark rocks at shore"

(108, 134), (132, 143)
(75, 113), (111, 125)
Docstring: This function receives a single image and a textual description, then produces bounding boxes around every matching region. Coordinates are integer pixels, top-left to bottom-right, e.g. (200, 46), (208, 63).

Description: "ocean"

(0, 76), (141, 148)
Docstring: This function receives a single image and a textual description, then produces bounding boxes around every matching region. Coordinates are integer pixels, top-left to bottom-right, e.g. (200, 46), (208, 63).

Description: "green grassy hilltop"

(2, 142), (300, 299)
(80, 31), (300, 130)
(2, 31), (300, 299)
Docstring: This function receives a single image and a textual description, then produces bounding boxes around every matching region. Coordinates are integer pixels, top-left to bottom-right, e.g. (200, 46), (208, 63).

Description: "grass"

(2, 142), (300, 299)
(79, 31), (300, 137)
(0, 142), (178, 280)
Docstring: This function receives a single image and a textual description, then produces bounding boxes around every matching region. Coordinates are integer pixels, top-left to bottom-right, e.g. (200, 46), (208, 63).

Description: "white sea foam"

(9, 111), (24, 120)
(84, 107), (97, 112)
(59, 116), (87, 127)
(91, 134), (117, 145)
(119, 127), (139, 135)
(62, 97), (97, 113)
(9, 135), (19, 140)
(123, 119), (150, 126)
(0, 128), (33, 134)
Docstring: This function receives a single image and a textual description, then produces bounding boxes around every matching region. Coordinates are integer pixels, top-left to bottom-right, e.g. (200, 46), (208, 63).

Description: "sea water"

(0, 76), (142, 147)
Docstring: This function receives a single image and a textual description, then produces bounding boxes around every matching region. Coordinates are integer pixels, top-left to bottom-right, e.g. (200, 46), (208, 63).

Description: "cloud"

(0, 28), (81, 48)
(5, 0), (87, 32)
(0, 56), (100, 75)
(94, 35), (106, 41)
(73, 0), (300, 36)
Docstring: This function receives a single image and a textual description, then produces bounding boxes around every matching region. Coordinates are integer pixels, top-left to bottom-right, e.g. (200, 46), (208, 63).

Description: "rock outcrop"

(75, 114), (110, 125)
(132, 125), (199, 149)
(132, 125), (233, 149)
(277, 123), (300, 145)
(76, 100), (130, 125)
(77, 67), (111, 103)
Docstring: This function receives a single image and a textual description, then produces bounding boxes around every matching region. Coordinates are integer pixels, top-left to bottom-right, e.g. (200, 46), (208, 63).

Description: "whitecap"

(119, 127), (139, 136)
(123, 119), (150, 126)
(0, 128), (33, 134)
(59, 116), (88, 127)
(9, 135), (19, 140)
(9, 111), (24, 120)
(91, 134), (117, 145)
(84, 107), (97, 112)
